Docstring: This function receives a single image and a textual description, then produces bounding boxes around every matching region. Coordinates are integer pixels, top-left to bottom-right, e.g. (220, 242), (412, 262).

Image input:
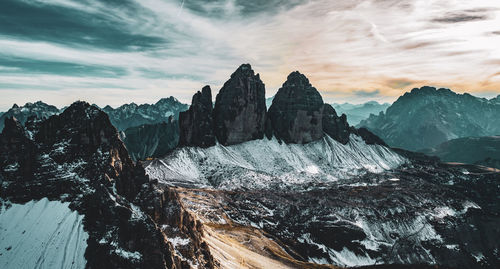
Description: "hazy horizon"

(1, 0), (500, 110)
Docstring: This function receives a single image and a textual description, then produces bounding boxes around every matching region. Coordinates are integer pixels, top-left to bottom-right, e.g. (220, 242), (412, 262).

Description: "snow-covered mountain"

(0, 101), (60, 131)
(358, 87), (500, 151)
(332, 101), (390, 125)
(102, 97), (188, 131)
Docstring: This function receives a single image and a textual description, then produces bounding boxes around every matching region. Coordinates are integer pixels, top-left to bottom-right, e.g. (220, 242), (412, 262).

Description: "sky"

(1, 0), (500, 110)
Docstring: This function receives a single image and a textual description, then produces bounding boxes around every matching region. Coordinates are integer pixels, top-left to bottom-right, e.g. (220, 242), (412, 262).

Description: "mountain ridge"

(358, 86), (500, 151)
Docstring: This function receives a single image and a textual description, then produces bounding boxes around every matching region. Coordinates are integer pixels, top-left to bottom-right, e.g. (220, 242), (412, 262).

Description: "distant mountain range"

(0, 101), (60, 131)
(0, 98), (188, 160)
(102, 97), (188, 131)
(332, 101), (390, 125)
(420, 136), (500, 169)
(358, 86), (500, 151)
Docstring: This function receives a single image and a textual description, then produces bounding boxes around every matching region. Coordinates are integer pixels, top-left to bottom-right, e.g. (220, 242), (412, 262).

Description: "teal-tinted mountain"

(102, 97), (188, 131)
(0, 101), (60, 132)
(420, 136), (500, 169)
(358, 87), (500, 151)
(120, 119), (179, 162)
(332, 101), (390, 125)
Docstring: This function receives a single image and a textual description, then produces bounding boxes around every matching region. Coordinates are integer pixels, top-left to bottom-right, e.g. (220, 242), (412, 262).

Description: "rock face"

(177, 65), (386, 150)
(213, 64), (266, 145)
(178, 85), (216, 148)
(322, 104), (351, 144)
(121, 118), (180, 161)
(0, 101), (214, 269)
(268, 71), (324, 144)
(358, 86), (500, 151)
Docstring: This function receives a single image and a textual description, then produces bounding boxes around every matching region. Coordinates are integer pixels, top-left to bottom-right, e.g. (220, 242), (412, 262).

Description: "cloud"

(0, 0), (500, 110)
(352, 89), (381, 97)
(385, 79), (416, 89)
(432, 13), (488, 23)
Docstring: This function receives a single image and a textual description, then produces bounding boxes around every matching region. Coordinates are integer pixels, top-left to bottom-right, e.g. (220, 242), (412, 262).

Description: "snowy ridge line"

(146, 134), (407, 190)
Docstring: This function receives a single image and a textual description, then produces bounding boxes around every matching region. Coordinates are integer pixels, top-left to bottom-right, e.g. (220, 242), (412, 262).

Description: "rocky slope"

(332, 101), (390, 126)
(0, 101), (214, 268)
(420, 136), (500, 169)
(358, 86), (500, 151)
(102, 97), (188, 131)
(0, 101), (60, 131)
(120, 118), (180, 162)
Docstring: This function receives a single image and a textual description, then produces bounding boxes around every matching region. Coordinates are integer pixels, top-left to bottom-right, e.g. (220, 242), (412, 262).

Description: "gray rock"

(322, 104), (350, 144)
(213, 64), (266, 145)
(178, 85), (216, 148)
(268, 71), (324, 144)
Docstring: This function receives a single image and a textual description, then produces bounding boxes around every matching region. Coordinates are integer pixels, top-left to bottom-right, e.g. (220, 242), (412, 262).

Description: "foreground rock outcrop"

(213, 64), (267, 145)
(0, 101), (214, 269)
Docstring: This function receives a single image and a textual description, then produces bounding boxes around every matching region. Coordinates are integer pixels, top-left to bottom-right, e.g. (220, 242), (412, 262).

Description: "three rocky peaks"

(179, 63), (383, 147)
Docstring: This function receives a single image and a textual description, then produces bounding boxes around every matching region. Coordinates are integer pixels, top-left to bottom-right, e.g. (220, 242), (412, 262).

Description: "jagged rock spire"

(213, 64), (266, 145)
(178, 85), (216, 148)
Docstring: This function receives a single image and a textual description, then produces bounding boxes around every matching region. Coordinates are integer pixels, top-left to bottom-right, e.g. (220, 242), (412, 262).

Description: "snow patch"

(0, 198), (88, 269)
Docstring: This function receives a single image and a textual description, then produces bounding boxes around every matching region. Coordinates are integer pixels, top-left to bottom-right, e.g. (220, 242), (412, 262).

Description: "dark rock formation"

(268, 71), (324, 144)
(178, 85), (216, 148)
(354, 127), (387, 146)
(322, 104), (351, 144)
(0, 101), (214, 269)
(213, 64), (266, 145)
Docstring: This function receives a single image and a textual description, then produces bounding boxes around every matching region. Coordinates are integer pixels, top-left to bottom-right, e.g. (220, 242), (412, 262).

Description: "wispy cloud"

(0, 0), (499, 110)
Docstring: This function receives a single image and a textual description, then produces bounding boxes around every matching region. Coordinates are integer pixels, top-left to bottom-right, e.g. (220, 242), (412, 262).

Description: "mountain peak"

(284, 71), (310, 87)
(230, 63), (256, 79)
(214, 63), (266, 145)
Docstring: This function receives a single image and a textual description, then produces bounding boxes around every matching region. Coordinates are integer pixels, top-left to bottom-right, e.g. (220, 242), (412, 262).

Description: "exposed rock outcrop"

(268, 71), (324, 144)
(213, 64), (266, 145)
(0, 101), (215, 269)
(322, 104), (351, 144)
(178, 85), (216, 148)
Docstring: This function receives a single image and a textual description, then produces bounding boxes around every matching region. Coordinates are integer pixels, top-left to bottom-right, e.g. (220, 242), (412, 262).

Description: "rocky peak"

(213, 63), (266, 145)
(1, 100), (216, 268)
(178, 85), (216, 148)
(322, 104), (351, 144)
(267, 71), (324, 144)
